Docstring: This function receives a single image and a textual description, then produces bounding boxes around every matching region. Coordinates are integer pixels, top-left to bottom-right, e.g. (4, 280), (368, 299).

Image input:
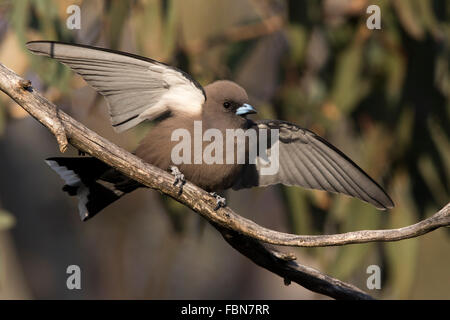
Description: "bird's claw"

(210, 192), (226, 210)
(170, 166), (185, 195)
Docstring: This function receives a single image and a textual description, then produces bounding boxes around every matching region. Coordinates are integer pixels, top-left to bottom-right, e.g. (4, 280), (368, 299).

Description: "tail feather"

(46, 157), (140, 221)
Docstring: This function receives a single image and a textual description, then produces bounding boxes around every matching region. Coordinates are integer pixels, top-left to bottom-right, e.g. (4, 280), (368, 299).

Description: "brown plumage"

(27, 41), (394, 221)
(135, 80), (250, 191)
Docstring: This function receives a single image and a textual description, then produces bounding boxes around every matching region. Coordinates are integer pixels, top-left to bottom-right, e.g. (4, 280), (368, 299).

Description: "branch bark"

(1, 61), (448, 300)
(214, 224), (374, 300)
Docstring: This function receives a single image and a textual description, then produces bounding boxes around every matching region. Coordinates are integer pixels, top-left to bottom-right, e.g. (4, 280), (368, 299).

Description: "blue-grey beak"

(235, 103), (257, 116)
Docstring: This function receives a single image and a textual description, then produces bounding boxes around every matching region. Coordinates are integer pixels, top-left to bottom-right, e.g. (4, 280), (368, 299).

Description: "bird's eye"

(223, 101), (231, 109)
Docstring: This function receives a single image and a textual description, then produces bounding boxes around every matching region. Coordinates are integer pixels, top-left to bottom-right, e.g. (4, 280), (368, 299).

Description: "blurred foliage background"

(0, 0), (449, 299)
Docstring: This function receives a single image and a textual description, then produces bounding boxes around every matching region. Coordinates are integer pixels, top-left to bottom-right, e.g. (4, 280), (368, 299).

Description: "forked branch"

(1, 62), (448, 300)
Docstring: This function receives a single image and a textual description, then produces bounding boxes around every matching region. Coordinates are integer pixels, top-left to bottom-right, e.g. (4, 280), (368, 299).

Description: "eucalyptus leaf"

(0, 209), (16, 230)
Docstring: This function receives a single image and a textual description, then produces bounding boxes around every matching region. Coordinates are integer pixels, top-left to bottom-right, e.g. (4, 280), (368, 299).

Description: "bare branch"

(1, 61), (448, 299)
(2, 63), (449, 249)
(214, 224), (374, 300)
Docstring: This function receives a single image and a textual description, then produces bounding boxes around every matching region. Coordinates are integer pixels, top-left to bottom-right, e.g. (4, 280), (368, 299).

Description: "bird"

(26, 41), (394, 221)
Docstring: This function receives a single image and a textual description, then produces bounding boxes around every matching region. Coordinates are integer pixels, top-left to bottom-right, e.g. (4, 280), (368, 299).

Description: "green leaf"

(0, 209), (16, 230)
(327, 201), (379, 280)
(281, 187), (312, 236)
(286, 25), (307, 65)
(383, 173), (419, 299)
(329, 41), (368, 113)
(428, 119), (450, 190)
(8, 0), (30, 45)
(392, 0), (425, 40)
(418, 155), (448, 204)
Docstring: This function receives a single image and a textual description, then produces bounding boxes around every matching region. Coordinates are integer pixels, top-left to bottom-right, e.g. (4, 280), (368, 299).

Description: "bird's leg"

(209, 192), (227, 210)
(170, 166), (186, 195)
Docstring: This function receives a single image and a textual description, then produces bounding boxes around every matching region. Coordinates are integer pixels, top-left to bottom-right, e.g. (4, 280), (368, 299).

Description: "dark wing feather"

(233, 120), (394, 210)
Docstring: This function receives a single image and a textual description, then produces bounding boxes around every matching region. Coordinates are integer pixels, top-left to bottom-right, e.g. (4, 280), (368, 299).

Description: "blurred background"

(0, 0), (449, 299)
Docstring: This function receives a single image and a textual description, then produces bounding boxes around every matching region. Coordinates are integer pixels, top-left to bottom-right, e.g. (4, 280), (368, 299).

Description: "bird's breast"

(134, 117), (248, 191)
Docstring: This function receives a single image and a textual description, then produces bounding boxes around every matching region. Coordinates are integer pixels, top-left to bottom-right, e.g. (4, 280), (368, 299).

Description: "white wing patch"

(138, 67), (204, 121)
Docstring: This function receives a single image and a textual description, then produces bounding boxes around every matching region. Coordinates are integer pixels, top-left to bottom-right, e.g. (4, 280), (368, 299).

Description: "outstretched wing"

(234, 120), (394, 210)
(26, 41), (206, 132)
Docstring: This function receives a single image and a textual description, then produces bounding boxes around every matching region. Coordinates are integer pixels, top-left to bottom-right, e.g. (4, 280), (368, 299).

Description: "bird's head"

(203, 80), (257, 123)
